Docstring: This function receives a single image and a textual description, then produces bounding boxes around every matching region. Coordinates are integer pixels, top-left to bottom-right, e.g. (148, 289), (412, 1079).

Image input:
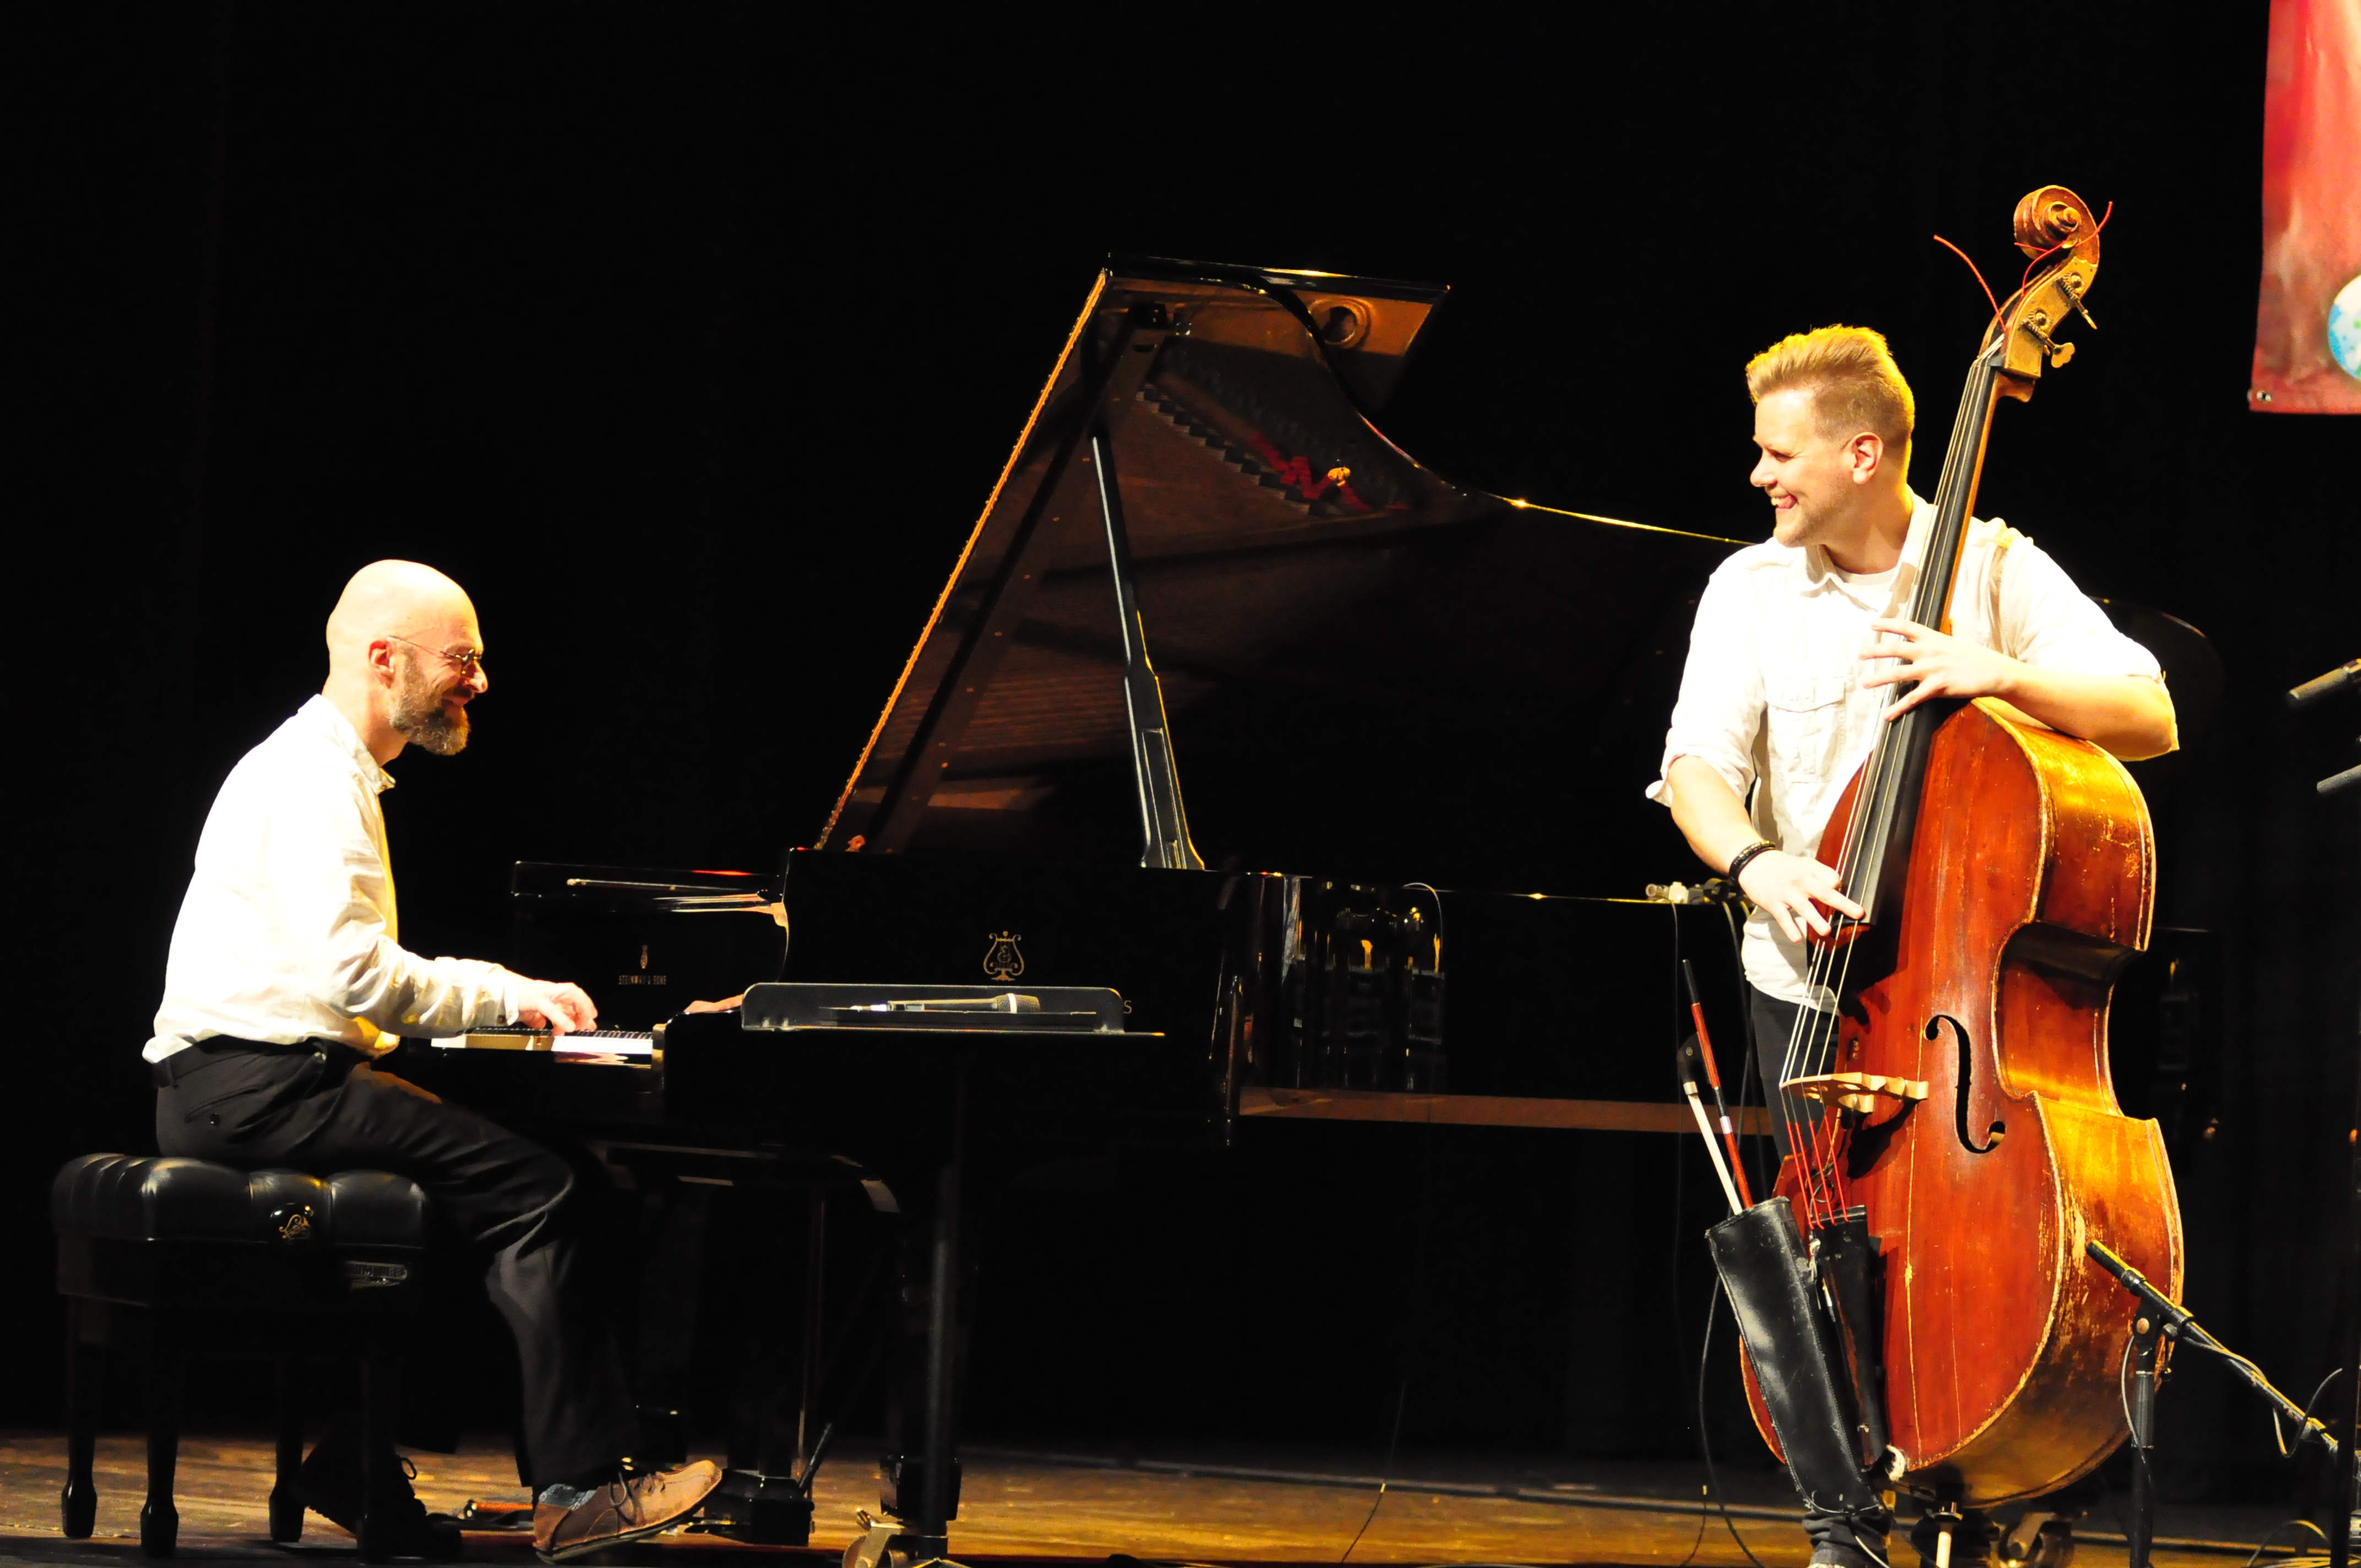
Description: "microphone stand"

(2325, 1043), (2361, 1568)
(2283, 657), (2361, 1568)
(2286, 656), (2359, 796)
(2087, 1240), (2352, 1567)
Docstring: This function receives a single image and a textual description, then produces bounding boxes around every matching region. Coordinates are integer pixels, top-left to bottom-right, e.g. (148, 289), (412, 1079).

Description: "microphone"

(2287, 658), (2359, 708)
(1646, 877), (1739, 906)
(2086, 1239), (2340, 1458)
(2083, 1240), (2193, 1335)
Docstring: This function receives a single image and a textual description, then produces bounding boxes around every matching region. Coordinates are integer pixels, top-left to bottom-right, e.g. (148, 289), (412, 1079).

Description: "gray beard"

(390, 667), (470, 755)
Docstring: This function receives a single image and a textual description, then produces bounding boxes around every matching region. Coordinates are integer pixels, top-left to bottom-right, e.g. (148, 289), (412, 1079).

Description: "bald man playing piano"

(147, 560), (723, 1563)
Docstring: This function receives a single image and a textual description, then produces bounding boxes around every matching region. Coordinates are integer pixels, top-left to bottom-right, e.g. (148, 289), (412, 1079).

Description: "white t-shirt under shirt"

(1649, 493), (2162, 1007)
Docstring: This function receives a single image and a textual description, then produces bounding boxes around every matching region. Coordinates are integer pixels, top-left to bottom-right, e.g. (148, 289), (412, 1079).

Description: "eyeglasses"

(385, 635), (486, 680)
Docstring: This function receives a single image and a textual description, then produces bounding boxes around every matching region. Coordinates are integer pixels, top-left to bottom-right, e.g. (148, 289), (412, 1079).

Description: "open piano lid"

(819, 257), (1742, 892)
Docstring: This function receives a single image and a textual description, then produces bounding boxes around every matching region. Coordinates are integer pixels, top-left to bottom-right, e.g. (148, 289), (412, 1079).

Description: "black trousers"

(154, 1043), (641, 1485)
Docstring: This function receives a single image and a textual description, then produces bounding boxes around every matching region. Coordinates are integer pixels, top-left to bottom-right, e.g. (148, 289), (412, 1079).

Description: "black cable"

(1340, 1376), (1408, 1564)
(2273, 1365), (2345, 1459)
(2112, 1343), (2342, 1568)
(1674, 1280), (1712, 1568)
(1698, 1275), (1772, 1568)
(2115, 1331), (2159, 1514)
(2238, 1516), (2328, 1568)
(1685, 904), (1772, 1568)
(1673, 1480), (1712, 1568)
(1669, 897), (1700, 1451)
(1671, 899), (1691, 1424)
(1343, 1109), (1441, 1562)
(1723, 900), (1774, 1197)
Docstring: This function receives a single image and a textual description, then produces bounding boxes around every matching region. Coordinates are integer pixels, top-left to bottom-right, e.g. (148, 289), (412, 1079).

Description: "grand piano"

(390, 256), (1764, 1560)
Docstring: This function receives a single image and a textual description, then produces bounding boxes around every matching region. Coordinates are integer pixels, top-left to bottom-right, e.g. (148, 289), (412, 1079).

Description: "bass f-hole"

(1925, 1014), (2005, 1153)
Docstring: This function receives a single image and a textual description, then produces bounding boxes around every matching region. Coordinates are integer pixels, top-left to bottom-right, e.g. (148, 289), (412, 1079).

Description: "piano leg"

(712, 1184), (822, 1545)
(915, 1151), (961, 1554)
(795, 1190), (826, 1478)
(632, 1174), (710, 1470)
(643, 1163), (823, 1547)
(879, 1059), (969, 1563)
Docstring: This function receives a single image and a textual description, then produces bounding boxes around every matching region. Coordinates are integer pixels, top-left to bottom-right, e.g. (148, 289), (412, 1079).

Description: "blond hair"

(1745, 325), (1915, 454)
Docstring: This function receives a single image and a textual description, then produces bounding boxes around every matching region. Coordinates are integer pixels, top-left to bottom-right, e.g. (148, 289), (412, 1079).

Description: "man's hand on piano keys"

(514, 977), (597, 1036)
(683, 994), (745, 1015)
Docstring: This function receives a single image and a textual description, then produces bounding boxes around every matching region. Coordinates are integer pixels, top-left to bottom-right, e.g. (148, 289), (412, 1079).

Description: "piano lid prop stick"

(1683, 959), (1754, 1207)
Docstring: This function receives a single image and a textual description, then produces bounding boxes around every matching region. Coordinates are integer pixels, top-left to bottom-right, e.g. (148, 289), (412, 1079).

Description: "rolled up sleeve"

(1649, 564), (1764, 807)
(2000, 542), (2163, 679)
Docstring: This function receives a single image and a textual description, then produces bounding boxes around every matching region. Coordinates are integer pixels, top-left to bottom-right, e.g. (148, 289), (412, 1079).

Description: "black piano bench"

(51, 1153), (432, 1561)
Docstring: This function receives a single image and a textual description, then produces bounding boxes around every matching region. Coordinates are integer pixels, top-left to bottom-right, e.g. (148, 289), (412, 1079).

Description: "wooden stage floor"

(0, 1432), (2318, 1567)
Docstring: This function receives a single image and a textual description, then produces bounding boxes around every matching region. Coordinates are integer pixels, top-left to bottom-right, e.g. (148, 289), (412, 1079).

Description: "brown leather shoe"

(532, 1460), (722, 1562)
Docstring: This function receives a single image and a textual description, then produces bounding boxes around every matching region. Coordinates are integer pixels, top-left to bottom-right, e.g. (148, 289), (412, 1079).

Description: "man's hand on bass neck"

(1860, 617), (2021, 716)
(1862, 617), (2177, 759)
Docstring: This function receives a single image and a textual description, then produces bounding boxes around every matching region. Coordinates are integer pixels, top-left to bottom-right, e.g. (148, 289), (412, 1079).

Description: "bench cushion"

(52, 1155), (429, 1250)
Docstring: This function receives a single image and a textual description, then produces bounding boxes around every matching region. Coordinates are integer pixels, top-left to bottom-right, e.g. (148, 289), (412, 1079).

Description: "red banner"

(2251, 0), (2361, 413)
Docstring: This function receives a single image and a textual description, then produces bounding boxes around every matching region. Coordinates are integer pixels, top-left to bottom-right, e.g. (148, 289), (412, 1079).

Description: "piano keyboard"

(431, 1027), (656, 1058)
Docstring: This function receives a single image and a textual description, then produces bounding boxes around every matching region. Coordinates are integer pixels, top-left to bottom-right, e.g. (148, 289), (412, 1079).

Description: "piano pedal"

(695, 1466), (815, 1545)
(632, 1406), (690, 1470)
(846, 1511), (895, 1568)
(846, 1509), (939, 1568)
(845, 1511), (960, 1568)
(455, 1498), (536, 1531)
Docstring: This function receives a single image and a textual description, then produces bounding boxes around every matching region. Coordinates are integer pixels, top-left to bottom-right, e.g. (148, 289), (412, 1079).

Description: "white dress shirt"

(1649, 494), (2162, 1006)
(146, 694), (521, 1062)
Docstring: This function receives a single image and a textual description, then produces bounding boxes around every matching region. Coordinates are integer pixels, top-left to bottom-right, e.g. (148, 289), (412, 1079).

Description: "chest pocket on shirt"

(1764, 677), (1852, 787)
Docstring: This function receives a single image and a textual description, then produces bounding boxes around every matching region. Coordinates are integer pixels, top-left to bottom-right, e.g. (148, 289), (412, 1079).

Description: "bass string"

(1777, 339), (2005, 1229)
(1776, 1000), (1827, 1227)
(1913, 345), (2005, 632)
(1786, 277), (2059, 1234)
(1823, 346), (2000, 971)
(1793, 347), (2004, 1229)
(1797, 600), (1918, 1220)
(1790, 943), (1850, 1226)
(1810, 916), (1874, 1219)
(1772, 990), (1816, 1215)
(1933, 203), (2108, 369)
(1775, 1002), (1815, 1222)
(1781, 988), (1846, 1229)
(2006, 201), (2110, 331)
(1798, 474), (1963, 1221)
(1780, 829), (1876, 1228)
(1785, 938), (1869, 1233)
(1825, 346), (1989, 912)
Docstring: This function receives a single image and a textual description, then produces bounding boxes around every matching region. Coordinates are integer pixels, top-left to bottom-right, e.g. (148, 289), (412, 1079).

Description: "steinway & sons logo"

(982, 932), (1024, 981)
(617, 942), (668, 987)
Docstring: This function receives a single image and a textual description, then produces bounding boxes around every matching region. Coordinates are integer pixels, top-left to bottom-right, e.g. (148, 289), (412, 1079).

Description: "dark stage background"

(17, 2), (2357, 1505)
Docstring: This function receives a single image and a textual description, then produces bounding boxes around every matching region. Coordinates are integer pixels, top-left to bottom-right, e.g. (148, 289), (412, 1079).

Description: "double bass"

(1743, 186), (2182, 1509)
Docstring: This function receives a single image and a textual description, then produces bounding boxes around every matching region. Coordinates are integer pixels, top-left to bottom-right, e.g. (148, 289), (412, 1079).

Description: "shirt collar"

(297, 693), (396, 795)
(1801, 492), (1932, 613)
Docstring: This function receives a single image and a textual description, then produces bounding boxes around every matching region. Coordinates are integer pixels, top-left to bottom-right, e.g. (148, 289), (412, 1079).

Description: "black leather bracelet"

(1723, 840), (1779, 887)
